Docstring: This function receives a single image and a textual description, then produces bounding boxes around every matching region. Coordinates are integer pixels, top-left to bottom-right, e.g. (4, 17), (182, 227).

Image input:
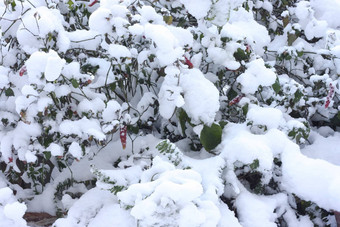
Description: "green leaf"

(242, 103), (249, 116)
(227, 88), (238, 100)
(295, 133), (302, 143)
(219, 121), (228, 129)
(297, 51), (304, 57)
(250, 159), (259, 170)
(283, 16), (289, 28)
(44, 151), (51, 160)
(70, 79), (79, 88)
(288, 33), (297, 46)
(272, 78), (281, 94)
(178, 108), (189, 136)
(293, 90), (303, 103)
(10, 0), (16, 11)
(233, 48), (248, 61)
(288, 130), (296, 138)
(163, 15), (173, 25)
(330, 111), (340, 127)
(5, 88), (14, 97)
(109, 83), (116, 91)
(127, 125), (139, 134)
(1, 118), (8, 126)
(67, 0), (74, 9)
(200, 123), (222, 151)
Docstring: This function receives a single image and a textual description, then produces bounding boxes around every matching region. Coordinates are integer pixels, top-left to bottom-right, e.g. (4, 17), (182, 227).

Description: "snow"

(44, 50), (65, 82)
(180, 69), (220, 125)
(179, 0), (211, 19)
(108, 44), (131, 59)
(25, 50), (65, 83)
(69, 142), (83, 159)
(144, 24), (185, 66)
(67, 30), (101, 51)
(221, 124), (274, 173)
(24, 151), (37, 163)
(59, 118), (105, 141)
(47, 143), (63, 157)
(247, 106), (284, 130)
(311, 0), (340, 28)
(237, 58), (276, 94)
(302, 131), (340, 166)
(102, 100), (121, 122)
(220, 8), (270, 55)
(282, 142), (340, 211)
(0, 187), (27, 227)
(16, 6), (66, 54)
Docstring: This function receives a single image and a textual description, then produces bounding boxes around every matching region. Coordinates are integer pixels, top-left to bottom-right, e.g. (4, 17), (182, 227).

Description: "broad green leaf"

(200, 123), (222, 151)
(272, 78), (281, 94)
(71, 79), (79, 88)
(233, 48), (248, 61)
(5, 88), (14, 97)
(293, 90), (303, 103)
(44, 151), (51, 160)
(287, 33), (297, 46)
(163, 15), (173, 25)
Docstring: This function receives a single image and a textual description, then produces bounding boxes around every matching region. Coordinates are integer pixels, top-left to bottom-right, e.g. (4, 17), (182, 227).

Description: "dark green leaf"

(227, 88), (238, 100)
(293, 90), (303, 103)
(71, 79), (79, 88)
(127, 125), (139, 134)
(250, 159), (259, 170)
(288, 130), (296, 137)
(11, 0), (16, 11)
(219, 121), (228, 129)
(233, 48), (248, 61)
(200, 123), (222, 151)
(272, 78), (281, 94)
(178, 108), (189, 136)
(288, 33), (297, 46)
(242, 103), (249, 116)
(44, 151), (51, 160)
(5, 88), (14, 97)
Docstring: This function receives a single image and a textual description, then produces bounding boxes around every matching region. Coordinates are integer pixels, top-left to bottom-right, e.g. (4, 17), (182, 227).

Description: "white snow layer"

(237, 58), (276, 94)
(158, 67), (219, 125)
(221, 123), (340, 212)
(0, 187), (28, 227)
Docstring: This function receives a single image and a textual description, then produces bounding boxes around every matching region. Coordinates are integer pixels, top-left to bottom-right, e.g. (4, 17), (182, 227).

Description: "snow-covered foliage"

(0, 0), (340, 226)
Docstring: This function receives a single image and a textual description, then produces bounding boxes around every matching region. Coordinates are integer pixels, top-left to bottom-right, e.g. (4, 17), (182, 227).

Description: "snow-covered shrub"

(0, 0), (340, 226)
(0, 175), (27, 227)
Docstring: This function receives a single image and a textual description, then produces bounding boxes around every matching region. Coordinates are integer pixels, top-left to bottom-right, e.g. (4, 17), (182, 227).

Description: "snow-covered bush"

(0, 0), (340, 226)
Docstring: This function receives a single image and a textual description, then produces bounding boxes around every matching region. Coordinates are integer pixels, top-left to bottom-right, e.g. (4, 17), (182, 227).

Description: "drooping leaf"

(178, 108), (189, 136)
